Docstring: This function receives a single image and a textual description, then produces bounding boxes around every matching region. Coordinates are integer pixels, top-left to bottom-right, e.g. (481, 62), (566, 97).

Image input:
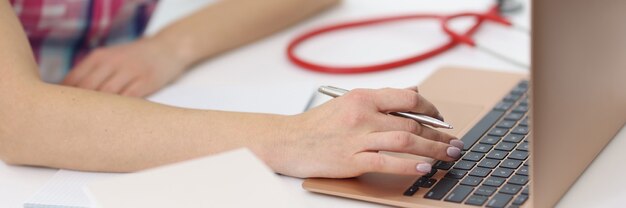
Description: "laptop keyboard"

(403, 80), (530, 208)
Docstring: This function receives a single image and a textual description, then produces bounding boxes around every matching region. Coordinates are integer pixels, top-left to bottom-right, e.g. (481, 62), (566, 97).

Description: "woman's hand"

(265, 87), (464, 178)
(62, 37), (189, 97)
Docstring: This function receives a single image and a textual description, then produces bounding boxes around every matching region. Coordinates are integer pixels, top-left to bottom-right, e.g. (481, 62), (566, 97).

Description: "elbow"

(0, 106), (22, 166)
(0, 96), (11, 163)
(0, 81), (41, 166)
(0, 120), (20, 166)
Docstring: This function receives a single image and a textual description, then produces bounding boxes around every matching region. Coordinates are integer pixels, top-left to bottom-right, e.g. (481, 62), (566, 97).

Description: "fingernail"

(438, 114), (445, 122)
(449, 139), (464, 150)
(447, 146), (461, 159)
(416, 163), (432, 173)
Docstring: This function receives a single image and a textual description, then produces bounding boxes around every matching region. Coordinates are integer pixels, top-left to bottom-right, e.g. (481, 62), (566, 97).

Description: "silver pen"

(318, 86), (453, 129)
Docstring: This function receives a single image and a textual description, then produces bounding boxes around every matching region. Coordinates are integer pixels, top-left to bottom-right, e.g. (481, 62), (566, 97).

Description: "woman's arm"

(0, 0), (289, 172)
(1, 0), (461, 178)
(155, 0), (341, 67)
(62, 0), (340, 97)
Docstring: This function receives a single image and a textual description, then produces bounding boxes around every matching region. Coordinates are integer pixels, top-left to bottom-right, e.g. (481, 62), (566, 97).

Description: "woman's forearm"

(151, 0), (340, 68)
(2, 83), (291, 172)
(0, 1), (289, 172)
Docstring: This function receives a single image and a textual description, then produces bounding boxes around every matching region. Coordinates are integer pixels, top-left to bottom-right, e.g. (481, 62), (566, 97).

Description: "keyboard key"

(453, 161), (476, 170)
(503, 134), (524, 143)
(519, 96), (528, 106)
(445, 169), (468, 179)
(469, 167), (492, 178)
(483, 176), (506, 187)
(445, 185), (474, 203)
(517, 80), (529, 89)
(487, 150), (508, 160)
(500, 184), (522, 195)
(434, 161), (454, 170)
(480, 136), (501, 145)
(424, 178), (458, 200)
(509, 150), (529, 160)
(486, 193), (514, 208)
(492, 168), (515, 178)
(500, 159), (523, 169)
(471, 144), (493, 153)
(424, 168), (438, 178)
(517, 166), (529, 176)
(410, 176), (429, 187)
(403, 185), (419, 196)
(494, 101), (515, 111)
(517, 142), (529, 151)
(504, 112), (524, 121)
(520, 117), (529, 126)
(465, 195), (489, 206)
(460, 176), (483, 186)
(460, 110), (504, 150)
(503, 93), (522, 102)
(495, 142), (516, 151)
(522, 186), (530, 195)
(512, 105), (529, 113)
(488, 128), (509, 137)
(421, 178), (437, 188)
(478, 159), (500, 169)
(474, 185), (497, 196)
(496, 120), (516, 129)
(509, 175), (529, 185)
(463, 152), (485, 162)
(511, 126), (529, 135)
(511, 86), (527, 95)
(512, 194), (529, 205)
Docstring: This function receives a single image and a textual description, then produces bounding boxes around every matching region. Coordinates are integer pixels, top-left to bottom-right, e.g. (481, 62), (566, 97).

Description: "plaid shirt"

(10, 0), (158, 83)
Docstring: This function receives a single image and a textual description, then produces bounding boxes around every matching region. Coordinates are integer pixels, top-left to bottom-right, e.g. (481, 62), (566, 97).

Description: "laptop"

(302, 0), (626, 207)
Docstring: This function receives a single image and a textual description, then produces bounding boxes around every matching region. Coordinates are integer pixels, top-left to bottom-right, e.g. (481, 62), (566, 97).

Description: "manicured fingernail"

(449, 139), (464, 150)
(447, 146), (461, 159)
(416, 163), (432, 173)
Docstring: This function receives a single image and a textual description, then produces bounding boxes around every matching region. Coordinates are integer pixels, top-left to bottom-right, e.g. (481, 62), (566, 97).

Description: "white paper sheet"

(86, 149), (301, 208)
(147, 83), (316, 115)
(23, 170), (119, 208)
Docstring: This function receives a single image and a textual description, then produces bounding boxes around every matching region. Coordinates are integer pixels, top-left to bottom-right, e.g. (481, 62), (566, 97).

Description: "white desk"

(1, 0), (624, 207)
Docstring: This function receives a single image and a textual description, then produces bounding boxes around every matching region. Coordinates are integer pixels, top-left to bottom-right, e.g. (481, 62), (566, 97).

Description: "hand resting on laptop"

(262, 87), (463, 178)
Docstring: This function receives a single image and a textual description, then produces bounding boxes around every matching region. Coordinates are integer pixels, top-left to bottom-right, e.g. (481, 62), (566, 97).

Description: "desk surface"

(2, 0), (625, 207)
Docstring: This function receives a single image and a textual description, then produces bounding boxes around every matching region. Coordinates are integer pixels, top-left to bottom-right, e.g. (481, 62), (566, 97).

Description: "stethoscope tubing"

(287, 5), (525, 74)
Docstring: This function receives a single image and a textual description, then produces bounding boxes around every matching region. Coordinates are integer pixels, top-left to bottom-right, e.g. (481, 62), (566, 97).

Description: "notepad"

(148, 83), (316, 115)
(86, 149), (300, 208)
(24, 170), (120, 208)
(25, 149), (301, 208)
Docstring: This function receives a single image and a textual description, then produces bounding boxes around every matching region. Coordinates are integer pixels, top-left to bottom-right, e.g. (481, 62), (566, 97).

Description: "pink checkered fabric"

(10, 0), (158, 83)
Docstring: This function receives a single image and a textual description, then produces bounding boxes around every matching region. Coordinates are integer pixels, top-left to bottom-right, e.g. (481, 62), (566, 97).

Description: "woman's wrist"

(249, 114), (304, 175)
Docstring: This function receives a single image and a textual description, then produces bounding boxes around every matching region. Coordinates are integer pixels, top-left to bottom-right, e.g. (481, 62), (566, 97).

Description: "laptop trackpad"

(383, 99), (484, 162)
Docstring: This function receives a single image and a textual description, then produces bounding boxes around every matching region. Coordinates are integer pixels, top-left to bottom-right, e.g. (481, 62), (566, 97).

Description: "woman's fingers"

(120, 79), (147, 97)
(62, 51), (105, 86)
(355, 152), (433, 175)
(347, 88), (442, 120)
(362, 131), (462, 162)
(405, 87), (443, 121)
(377, 115), (462, 148)
(98, 70), (137, 94)
(75, 66), (115, 90)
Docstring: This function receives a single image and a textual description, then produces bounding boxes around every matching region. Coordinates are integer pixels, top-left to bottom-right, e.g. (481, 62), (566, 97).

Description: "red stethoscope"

(286, 4), (528, 74)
